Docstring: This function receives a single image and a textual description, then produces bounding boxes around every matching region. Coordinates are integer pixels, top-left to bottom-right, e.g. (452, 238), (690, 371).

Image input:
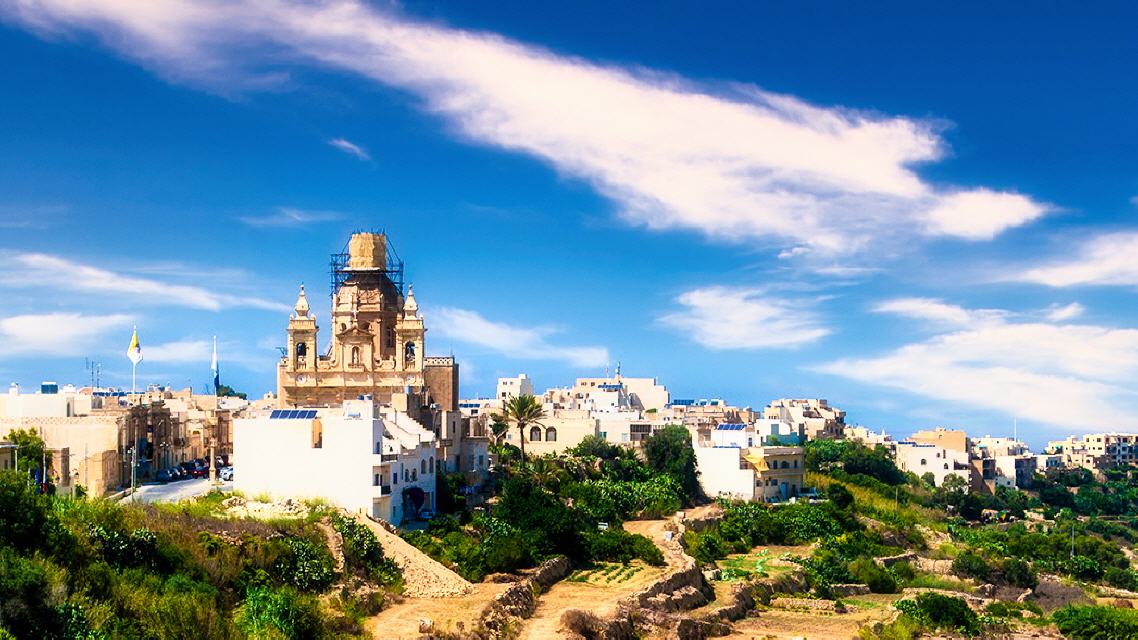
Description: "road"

(130, 478), (232, 504)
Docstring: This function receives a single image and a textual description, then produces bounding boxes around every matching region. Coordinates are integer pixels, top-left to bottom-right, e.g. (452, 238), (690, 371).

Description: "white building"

(233, 399), (438, 525)
(496, 374), (534, 402)
(692, 426), (805, 502)
(894, 441), (970, 487)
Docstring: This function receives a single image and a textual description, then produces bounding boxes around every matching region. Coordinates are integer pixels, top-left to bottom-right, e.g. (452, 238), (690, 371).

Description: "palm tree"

(493, 394), (545, 469)
(489, 416), (509, 446)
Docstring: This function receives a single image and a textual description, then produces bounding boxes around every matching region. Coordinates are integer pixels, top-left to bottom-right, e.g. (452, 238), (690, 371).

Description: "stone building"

(278, 232), (427, 409)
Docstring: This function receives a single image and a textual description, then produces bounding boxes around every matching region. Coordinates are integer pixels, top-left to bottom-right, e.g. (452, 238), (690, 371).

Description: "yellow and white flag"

(126, 328), (143, 365)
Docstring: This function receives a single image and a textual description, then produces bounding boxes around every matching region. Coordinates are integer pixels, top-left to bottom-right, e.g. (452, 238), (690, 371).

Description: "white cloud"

(873, 297), (1005, 327)
(144, 339), (211, 363)
(817, 301), (1138, 432)
(922, 189), (1047, 240)
(1046, 302), (1084, 322)
(431, 307), (609, 368)
(0, 253), (289, 312)
(239, 206), (343, 228)
(0, 312), (132, 356)
(327, 137), (370, 160)
(1017, 232), (1138, 287)
(1, 0), (1049, 254)
(660, 286), (829, 349)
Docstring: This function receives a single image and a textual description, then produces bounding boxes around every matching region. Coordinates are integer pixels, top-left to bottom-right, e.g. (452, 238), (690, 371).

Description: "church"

(275, 232), (483, 481)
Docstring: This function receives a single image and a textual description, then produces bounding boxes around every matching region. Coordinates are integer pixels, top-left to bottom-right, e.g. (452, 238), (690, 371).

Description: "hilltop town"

(3, 233), (1138, 639)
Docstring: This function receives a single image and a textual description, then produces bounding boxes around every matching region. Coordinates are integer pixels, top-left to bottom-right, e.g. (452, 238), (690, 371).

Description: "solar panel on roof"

(269, 410), (281, 419)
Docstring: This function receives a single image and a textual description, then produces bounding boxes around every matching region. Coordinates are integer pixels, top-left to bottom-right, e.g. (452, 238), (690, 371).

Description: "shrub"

(1001, 557), (1037, 589)
(895, 593), (980, 636)
(951, 551), (991, 581)
(584, 528), (664, 566)
(273, 538), (334, 592)
(236, 586), (325, 639)
(330, 514), (402, 587)
(828, 484), (854, 510)
(684, 530), (727, 565)
(1053, 605), (1138, 640)
(848, 557), (898, 594)
(1105, 566), (1138, 591)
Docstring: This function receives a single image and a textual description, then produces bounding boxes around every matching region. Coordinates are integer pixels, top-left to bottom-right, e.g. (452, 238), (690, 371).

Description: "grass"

(902, 572), (974, 593)
(807, 472), (946, 533)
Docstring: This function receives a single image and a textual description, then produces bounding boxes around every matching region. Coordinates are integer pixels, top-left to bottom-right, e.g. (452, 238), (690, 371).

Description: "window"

(478, 455), (484, 468)
(393, 472), (398, 485)
(421, 459), (427, 474)
(793, 460), (798, 468)
(944, 463), (949, 470)
(404, 341), (416, 363)
(296, 342), (307, 357)
(374, 473), (380, 486)
(375, 442), (381, 454)
(429, 456), (435, 473)
(920, 458), (927, 466)
(412, 469), (417, 481)
(351, 346), (361, 365)
(530, 426), (542, 442)
(780, 460), (789, 469)
(545, 427), (557, 442)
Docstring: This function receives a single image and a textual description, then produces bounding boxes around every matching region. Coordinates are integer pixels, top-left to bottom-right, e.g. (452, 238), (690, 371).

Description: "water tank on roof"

(41, 381), (58, 395)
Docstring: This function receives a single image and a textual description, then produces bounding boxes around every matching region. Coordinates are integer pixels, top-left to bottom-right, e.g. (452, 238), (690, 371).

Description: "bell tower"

(287, 285), (317, 373)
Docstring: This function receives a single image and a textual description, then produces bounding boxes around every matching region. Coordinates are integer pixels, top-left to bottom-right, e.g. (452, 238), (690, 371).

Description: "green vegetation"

(0, 470), (401, 638)
(894, 593), (980, 636)
(1052, 605), (1138, 639)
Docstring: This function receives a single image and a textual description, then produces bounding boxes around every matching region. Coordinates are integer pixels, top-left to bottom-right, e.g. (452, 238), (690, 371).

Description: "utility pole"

(130, 447), (137, 502)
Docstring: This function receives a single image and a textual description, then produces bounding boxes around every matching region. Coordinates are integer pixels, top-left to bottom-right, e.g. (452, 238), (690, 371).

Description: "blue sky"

(1, 1), (1137, 447)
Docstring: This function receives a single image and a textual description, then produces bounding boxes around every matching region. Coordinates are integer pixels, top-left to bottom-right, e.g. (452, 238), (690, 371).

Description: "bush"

(895, 593), (980, 636)
(827, 484), (854, 510)
(1105, 566), (1138, 591)
(1001, 557), (1037, 589)
(848, 557), (898, 594)
(330, 513), (402, 587)
(951, 551), (991, 581)
(273, 537), (334, 592)
(584, 528), (664, 566)
(684, 530), (727, 565)
(1053, 605), (1138, 640)
(643, 425), (701, 501)
(236, 586), (325, 639)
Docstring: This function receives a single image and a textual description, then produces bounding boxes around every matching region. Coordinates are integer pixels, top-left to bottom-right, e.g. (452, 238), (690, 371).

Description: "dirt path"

(517, 516), (687, 640)
(364, 583), (510, 639)
(349, 512), (473, 597)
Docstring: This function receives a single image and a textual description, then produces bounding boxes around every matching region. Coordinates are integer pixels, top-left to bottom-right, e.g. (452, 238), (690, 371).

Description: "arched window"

(404, 341), (416, 364)
(296, 342), (307, 357)
(412, 469), (417, 481)
(351, 346), (361, 365)
(340, 323), (346, 331)
(529, 426), (542, 442)
(421, 459), (427, 474)
(920, 458), (927, 466)
(780, 460), (789, 469)
(944, 463), (949, 470)
(545, 427), (557, 442)
(429, 456), (435, 473)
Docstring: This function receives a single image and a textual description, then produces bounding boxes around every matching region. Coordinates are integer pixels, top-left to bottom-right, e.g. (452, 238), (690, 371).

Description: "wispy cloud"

(239, 206), (343, 228)
(660, 286), (830, 349)
(817, 299), (1138, 432)
(1, 0), (1050, 255)
(872, 297), (1006, 327)
(1015, 232), (1138, 287)
(432, 307), (609, 368)
(1046, 302), (1085, 322)
(0, 312), (132, 356)
(327, 137), (370, 160)
(0, 253), (289, 312)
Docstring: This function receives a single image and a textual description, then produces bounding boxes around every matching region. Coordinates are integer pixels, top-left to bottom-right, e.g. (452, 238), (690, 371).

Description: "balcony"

(377, 484), (392, 496)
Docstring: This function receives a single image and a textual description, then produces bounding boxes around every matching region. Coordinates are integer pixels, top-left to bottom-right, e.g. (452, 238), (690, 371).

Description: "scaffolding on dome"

(328, 230), (405, 304)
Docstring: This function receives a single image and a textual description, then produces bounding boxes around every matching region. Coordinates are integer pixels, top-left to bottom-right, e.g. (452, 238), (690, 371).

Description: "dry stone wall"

(478, 556), (571, 637)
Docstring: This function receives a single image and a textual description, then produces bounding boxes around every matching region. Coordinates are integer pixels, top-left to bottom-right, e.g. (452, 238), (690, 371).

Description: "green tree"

(5, 429), (51, 482)
(215, 384), (247, 400)
(643, 425), (700, 501)
(493, 394), (545, 468)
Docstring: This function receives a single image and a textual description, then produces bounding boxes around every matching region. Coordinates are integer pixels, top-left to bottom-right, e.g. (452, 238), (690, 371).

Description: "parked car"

(168, 467), (186, 481)
(180, 461), (207, 479)
(219, 466), (234, 481)
(154, 469), (173, 483)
